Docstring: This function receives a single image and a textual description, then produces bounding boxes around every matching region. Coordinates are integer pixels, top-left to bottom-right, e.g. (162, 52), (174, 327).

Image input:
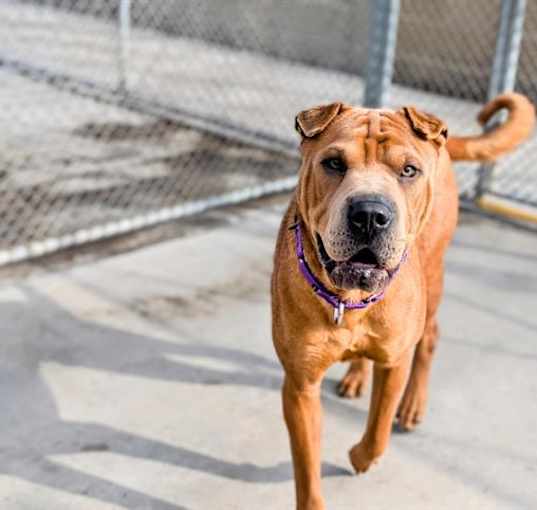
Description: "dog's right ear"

(295, 102), (346, 138)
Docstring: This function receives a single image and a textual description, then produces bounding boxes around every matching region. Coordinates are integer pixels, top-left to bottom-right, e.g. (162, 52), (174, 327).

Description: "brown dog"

(271, 93), (534, 510)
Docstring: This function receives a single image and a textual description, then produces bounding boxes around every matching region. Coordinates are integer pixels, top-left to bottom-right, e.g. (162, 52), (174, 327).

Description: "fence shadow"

(0, 287), (355, 509)
(4, 283), (532, 509)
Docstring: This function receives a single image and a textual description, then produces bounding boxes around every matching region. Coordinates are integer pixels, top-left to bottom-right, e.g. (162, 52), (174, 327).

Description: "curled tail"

(446, 93), (535, 161)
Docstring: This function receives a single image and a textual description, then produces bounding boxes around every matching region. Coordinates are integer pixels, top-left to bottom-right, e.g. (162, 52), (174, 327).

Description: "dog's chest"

(329, 317), (378, 360)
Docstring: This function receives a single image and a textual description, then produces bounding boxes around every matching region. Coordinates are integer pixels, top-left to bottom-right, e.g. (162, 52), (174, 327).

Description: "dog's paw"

(396, 381), (427, 431)
(348, 442), (380, 474)
(337, 366), (369, 399)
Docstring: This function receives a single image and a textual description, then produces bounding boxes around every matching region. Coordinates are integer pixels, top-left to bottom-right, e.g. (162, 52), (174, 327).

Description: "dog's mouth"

(316, 234), (381, 269)
(349, 247), (379, 266)
(315, 233), (388, 291)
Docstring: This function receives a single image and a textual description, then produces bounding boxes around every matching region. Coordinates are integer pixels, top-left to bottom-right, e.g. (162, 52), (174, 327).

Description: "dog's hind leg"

(397, 317), (439, 430)
(397, 261), (444, 431)
(337, 357), (371, 398)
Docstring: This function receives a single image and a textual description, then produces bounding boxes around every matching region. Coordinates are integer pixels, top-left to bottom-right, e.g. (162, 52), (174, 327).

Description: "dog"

(271, 93), (535, 510)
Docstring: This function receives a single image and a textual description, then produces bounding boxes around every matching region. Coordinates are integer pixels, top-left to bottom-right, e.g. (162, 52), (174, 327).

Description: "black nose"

(348, 198), (394, 236)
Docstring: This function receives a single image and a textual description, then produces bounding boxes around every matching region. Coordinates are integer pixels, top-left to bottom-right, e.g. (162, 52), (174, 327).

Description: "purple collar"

(291, 220), (407, 325)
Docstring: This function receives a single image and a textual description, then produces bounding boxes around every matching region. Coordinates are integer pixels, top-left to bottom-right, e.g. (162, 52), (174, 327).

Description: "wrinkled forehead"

(319, 108), (412, 144)
(302, 107), (434, 165)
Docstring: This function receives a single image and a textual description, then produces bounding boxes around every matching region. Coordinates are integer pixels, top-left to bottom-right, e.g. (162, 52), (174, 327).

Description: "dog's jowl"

(271, 94), (535, 510)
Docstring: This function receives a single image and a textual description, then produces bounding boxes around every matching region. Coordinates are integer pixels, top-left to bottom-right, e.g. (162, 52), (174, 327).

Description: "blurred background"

(1, 1), (536, 509)
(0, 0), (536, 265)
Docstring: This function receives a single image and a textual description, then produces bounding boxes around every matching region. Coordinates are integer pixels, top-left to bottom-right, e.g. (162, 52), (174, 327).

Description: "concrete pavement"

(0, 198), (536, 509)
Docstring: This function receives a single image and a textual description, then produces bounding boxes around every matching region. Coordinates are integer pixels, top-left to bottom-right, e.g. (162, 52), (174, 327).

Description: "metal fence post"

(363, 0), (400, 108)
(118, 0), (131, 93)
(475, 0), (526, 199)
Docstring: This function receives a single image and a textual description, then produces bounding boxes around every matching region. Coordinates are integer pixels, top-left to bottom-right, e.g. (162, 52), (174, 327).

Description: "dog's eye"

(400, 164), (420, 179)
(322, 157), (346, 173)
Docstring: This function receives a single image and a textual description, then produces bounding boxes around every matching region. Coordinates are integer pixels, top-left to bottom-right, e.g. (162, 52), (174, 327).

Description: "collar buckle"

(333, 301), (345, 325)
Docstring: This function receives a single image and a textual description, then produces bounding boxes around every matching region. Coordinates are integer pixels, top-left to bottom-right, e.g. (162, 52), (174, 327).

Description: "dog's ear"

(400, 106), (448, 146)
(295, 102), (346, 138)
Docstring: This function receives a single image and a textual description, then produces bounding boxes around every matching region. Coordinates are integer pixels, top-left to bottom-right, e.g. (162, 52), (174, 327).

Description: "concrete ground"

(0, 197), (536, 510)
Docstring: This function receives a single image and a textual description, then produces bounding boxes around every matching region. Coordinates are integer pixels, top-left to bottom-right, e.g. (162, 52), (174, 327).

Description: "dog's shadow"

(1, 287), (356, 510)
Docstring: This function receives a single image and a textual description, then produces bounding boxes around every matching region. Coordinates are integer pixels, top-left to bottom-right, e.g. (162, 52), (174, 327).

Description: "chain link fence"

(1, 0), (535, 265)
(393, 0), (537, 209)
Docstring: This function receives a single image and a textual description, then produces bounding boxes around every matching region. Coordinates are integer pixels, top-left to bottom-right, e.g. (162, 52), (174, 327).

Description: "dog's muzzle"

(317, 195), (400, 291)
(292, 219), (407, 324)
(316, 234), (390, 292)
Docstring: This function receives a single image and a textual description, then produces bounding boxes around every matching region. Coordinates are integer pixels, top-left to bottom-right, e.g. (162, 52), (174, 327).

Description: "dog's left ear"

(295, 102), (347, 138)
(400, 106), (448, 146)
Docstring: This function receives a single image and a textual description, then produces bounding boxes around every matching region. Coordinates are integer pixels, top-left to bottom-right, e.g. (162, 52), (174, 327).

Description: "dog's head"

(295, 102), (448, 292)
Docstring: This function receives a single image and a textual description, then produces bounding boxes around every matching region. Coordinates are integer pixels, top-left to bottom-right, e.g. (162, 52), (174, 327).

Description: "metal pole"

(475, 0), (526, 199)
(118, 0), (131, 93)
(363, 0), (401, 108)
(488, 0), (526, 98)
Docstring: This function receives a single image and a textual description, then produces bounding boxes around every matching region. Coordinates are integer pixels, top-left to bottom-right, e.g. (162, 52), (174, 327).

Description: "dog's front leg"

(349, 350), (413, 473)
(283, 375), (325, 510)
